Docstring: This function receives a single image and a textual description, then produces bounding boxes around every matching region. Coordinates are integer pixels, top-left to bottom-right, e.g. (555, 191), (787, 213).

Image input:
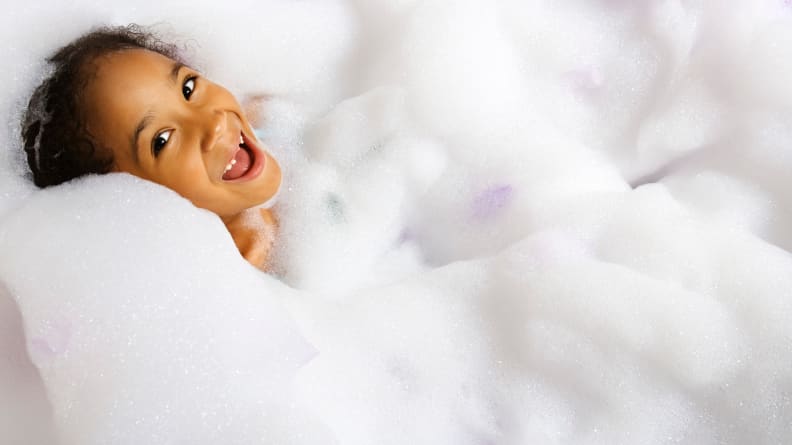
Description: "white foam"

(3, 1), (792, 443)
(0, 175), (328, 443)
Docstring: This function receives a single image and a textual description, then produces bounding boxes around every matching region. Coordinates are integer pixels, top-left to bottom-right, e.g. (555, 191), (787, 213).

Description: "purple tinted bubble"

(294, 341), (320, 369)
(471, 184), (514, 220)
(397, 227), (415, 245)
(29, 337), (56, 357)
(563, 66), (603, 98)
(28, 319), (72, 365)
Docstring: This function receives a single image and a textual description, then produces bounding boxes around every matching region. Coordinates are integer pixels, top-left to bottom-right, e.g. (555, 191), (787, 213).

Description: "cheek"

(160, 157), (211, 196)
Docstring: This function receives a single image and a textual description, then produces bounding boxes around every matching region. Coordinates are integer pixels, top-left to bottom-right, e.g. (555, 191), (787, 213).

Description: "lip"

(222, 131), (266, 183)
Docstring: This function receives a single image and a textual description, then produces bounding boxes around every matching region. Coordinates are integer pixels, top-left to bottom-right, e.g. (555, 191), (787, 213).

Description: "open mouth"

(222, 132), (265, 182)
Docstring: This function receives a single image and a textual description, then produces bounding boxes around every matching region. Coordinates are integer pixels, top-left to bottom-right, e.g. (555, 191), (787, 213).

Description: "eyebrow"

(169, 62), (186, 85)
(129, 61), (187, 159)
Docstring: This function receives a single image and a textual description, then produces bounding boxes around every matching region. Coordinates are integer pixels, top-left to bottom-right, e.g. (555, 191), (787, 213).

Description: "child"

(21, 25), (282, 270)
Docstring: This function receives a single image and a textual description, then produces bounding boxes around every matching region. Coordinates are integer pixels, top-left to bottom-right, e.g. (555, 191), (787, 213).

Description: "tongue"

(223, 147), (252, 180)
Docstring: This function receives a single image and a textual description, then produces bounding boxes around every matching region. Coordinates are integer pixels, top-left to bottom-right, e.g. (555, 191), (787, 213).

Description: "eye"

(183, 76), (196, 100)
(152, 129), (172, 157)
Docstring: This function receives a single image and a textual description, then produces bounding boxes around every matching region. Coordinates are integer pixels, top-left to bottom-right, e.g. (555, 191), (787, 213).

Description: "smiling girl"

(21, 25), (281, 269)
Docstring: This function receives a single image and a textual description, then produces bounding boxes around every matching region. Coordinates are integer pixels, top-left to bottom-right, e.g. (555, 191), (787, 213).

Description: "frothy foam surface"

(2, 0), (792, 443)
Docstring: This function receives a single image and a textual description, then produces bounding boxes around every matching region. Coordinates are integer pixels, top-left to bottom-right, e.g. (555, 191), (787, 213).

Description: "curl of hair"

(21, 24), (182, 187)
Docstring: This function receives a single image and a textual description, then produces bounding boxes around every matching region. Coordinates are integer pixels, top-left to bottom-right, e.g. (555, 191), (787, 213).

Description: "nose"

(200, 109), (227, 153)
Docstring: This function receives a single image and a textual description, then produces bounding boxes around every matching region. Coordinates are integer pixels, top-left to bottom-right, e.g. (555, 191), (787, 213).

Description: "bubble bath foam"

(1, 1), (792, 444)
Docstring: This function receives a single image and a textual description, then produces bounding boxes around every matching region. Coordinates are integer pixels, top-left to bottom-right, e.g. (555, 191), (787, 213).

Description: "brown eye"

(152, 130), (172, 157)
(183, 77), (196, 100)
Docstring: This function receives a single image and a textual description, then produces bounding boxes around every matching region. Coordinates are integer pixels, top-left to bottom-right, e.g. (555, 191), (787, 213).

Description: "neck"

(221, 211), (244, 226)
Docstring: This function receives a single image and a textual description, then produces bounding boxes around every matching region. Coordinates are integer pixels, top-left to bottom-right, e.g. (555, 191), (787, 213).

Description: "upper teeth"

(224, 158), (237, 173)
(224, 135), (245, 174)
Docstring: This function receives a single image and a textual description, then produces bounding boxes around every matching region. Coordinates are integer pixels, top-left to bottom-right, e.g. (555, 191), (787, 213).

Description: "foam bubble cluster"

(2, 0), (792, 443)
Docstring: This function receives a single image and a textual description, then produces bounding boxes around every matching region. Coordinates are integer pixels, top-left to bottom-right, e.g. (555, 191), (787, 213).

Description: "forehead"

(82, 49), (178, 154)
(90, 48), (176, 85)
(85, 48), (176, 110)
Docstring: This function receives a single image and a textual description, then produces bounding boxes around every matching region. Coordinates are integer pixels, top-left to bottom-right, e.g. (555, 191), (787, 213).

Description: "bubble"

(3, 1), (792, 444)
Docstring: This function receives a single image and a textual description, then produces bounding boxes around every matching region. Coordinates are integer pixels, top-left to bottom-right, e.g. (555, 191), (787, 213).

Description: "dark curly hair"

(21, 25), (184, 187)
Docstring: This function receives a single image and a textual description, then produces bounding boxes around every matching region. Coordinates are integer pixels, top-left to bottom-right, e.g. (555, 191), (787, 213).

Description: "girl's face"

(82, 49), (281, 220)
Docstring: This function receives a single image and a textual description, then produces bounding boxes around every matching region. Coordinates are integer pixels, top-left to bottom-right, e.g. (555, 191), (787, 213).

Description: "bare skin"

(81, 49), (282, 269)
